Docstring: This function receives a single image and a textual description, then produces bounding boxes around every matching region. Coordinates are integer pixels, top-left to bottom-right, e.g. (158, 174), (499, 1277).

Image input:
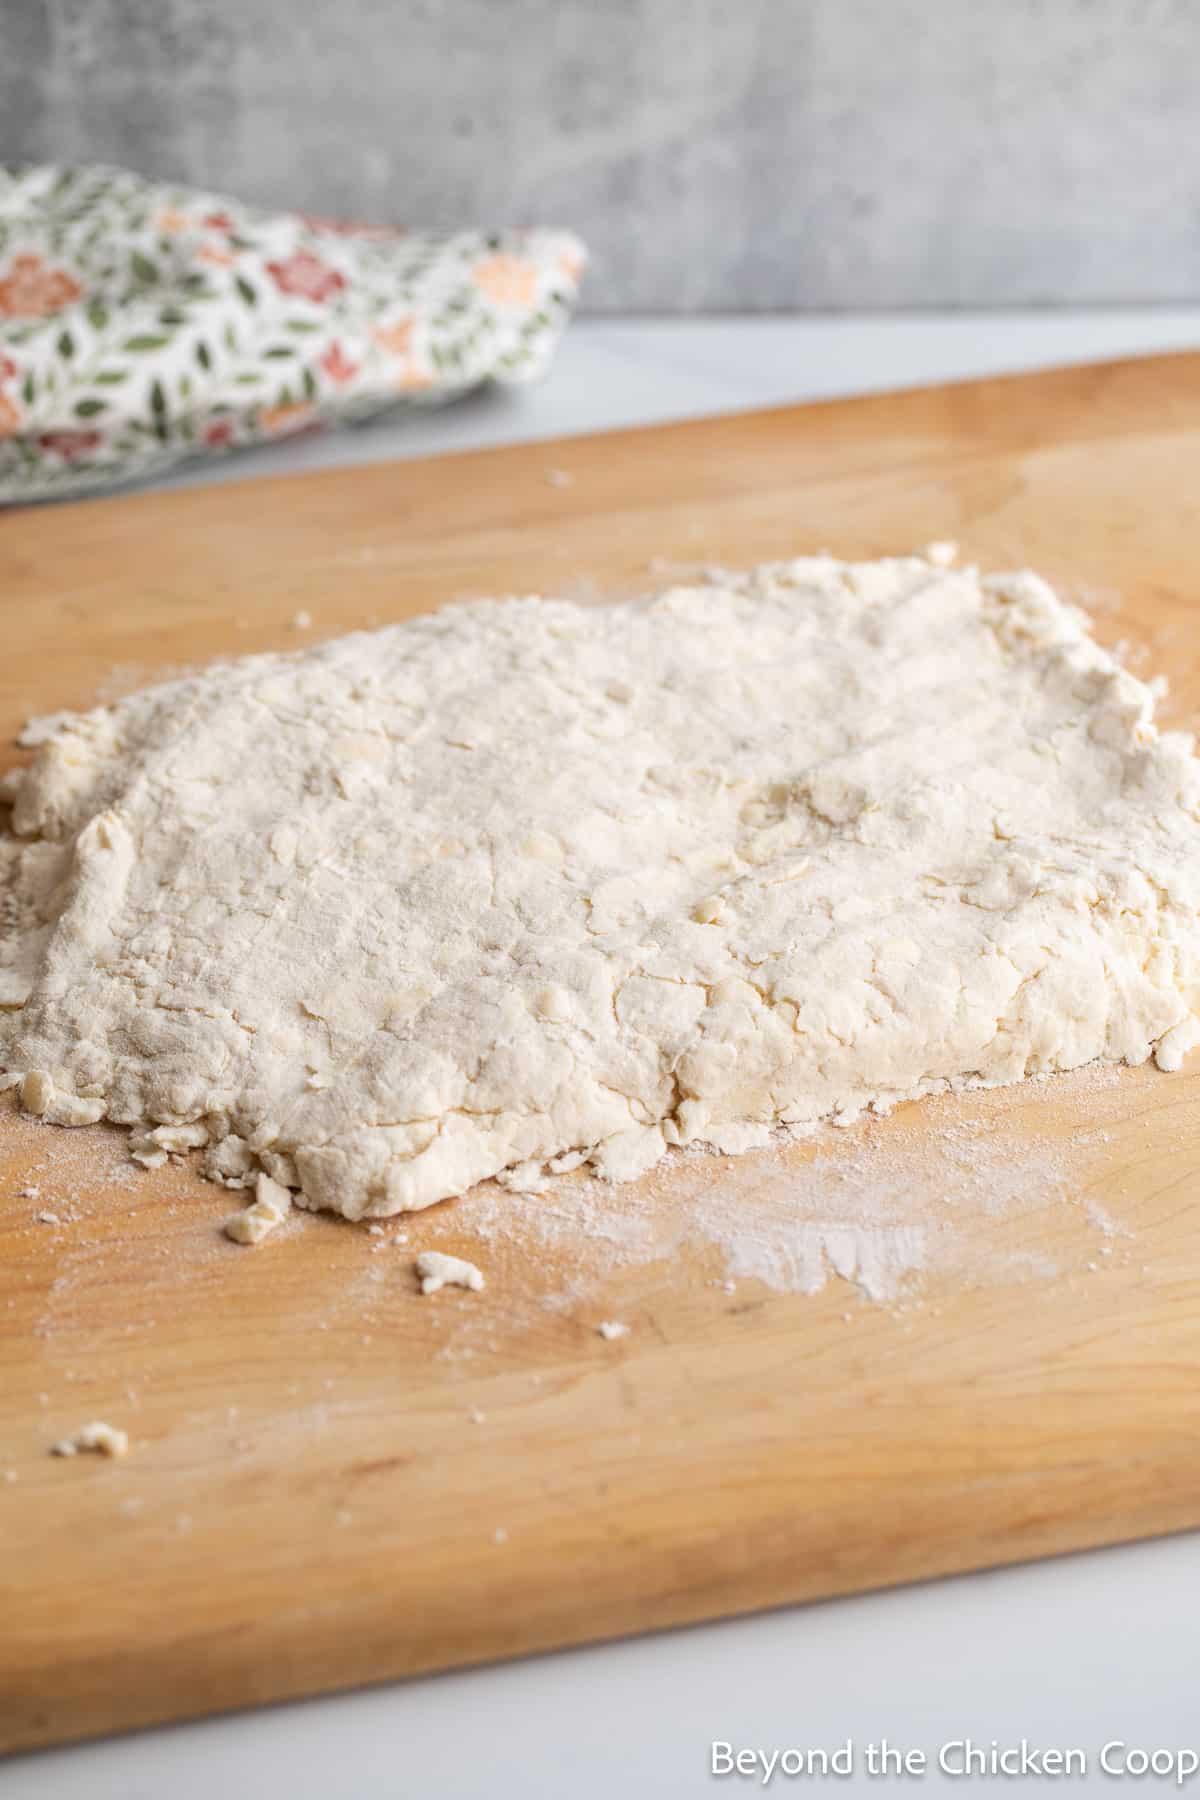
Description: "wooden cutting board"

(4, 353), (1200, 1754)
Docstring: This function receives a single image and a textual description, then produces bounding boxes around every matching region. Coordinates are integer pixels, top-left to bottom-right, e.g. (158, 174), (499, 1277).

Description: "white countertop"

(11, 311), (1200, 1797)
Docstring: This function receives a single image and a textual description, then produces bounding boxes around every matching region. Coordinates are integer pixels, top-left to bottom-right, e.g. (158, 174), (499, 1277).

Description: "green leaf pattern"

(0, 163), (586, 502)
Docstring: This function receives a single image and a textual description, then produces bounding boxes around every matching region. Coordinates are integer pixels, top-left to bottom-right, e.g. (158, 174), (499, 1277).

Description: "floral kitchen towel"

(0, 164), (586, 503)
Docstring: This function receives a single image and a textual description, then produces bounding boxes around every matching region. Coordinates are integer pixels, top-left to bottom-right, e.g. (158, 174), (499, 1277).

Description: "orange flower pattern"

(371, 319), (415, 357)
(0, 253), (82, 319)
(473, 253), (538, 308)
(259, 402), (317, 437)
(0, 164), (586, 501)
(371, 318), (433, 390)
(397, 364), (434, 392)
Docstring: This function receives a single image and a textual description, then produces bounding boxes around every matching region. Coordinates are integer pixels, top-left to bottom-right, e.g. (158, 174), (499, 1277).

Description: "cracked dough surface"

(2, 554), (1199, 1220)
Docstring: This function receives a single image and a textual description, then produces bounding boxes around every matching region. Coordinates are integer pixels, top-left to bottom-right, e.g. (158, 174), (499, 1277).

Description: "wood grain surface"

(3, 354), (1200, 1753)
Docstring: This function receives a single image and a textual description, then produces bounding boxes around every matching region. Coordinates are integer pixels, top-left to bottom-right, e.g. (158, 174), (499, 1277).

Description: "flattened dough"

(2, 555), (1198, 1220)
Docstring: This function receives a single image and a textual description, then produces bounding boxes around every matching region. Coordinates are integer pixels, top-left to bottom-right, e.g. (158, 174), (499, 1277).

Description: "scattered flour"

(453, 1065), (1128, 1307)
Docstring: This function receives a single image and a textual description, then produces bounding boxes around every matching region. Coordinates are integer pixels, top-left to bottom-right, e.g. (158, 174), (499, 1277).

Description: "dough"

(416, 1250), (485, 1294)
(50, 1422), (129, 1458)
(224, 1172), (292, 1245)
(2, 554), (1198, 1220)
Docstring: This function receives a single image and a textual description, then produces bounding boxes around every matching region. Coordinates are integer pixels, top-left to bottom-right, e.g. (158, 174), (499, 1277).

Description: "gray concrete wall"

(4, 0), (1200, 312)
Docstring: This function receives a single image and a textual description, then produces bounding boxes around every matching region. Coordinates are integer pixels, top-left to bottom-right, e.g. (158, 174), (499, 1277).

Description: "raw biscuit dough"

(2, 554), (1198, 1221)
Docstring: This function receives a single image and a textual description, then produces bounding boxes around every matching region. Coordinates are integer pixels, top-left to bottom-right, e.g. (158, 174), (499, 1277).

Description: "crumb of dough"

(148, 1122), (209, 1153)
(224, 1172), (292, 1245)
(292, 610), (313, 630)
(545, 468), (574, 488)
(51, 1421), (129, 1458)
(205, 1134), (257, 1187)
(35, 1210), (61, 1225)
(546, 1149), (588, 1175)
(597, 1320), (630, 1340)
(923, 539), (959, 566)
(416, 1250), (485, 1295)
(129, 1138), (168, 1169)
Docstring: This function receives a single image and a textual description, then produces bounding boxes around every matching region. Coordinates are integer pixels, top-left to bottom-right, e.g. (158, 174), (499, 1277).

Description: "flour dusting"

(447, 1064), (1127, 1307)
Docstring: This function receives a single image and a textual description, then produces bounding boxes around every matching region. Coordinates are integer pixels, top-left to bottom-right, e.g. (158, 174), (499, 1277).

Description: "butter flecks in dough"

(1, 554), (1199, 1222)
(20, 1069), (105, 1127)
(416, 1250), (485, 1294)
